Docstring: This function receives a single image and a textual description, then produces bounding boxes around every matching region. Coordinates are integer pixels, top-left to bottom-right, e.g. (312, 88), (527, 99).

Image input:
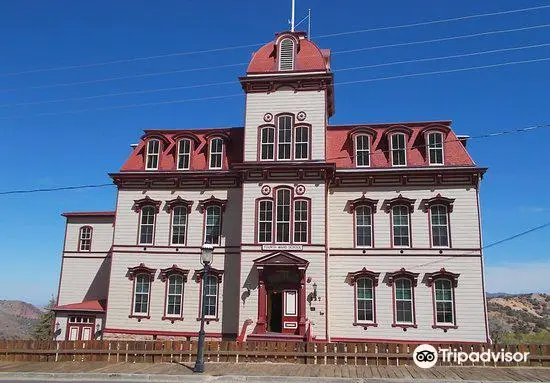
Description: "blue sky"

(0, 1), (549, 305)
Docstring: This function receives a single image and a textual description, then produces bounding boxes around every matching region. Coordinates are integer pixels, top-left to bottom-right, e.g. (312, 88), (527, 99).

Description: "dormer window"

(427, 132), (444, 165)
(355, 135), (371, 167)
(390, 133), (407, 166)
(209, 137), (223, 170)
(177, 139), (191, 170)
(278, 38), (295, 71)
(145, 139), (160, 170)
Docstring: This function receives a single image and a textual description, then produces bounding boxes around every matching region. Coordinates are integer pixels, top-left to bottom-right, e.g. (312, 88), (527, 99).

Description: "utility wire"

(0, 183), (114, 195)
(1, 4), (548, 77)
(2, 42), (548, 108)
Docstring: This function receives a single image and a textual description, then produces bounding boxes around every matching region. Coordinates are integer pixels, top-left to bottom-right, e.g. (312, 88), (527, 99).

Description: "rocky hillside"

(0, 300), (43, 340)
(488, 293), (550, 343)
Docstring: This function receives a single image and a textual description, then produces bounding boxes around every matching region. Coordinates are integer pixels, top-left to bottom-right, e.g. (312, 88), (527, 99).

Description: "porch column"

(256, 268), (267, 333)
(298, 268), (307, 335)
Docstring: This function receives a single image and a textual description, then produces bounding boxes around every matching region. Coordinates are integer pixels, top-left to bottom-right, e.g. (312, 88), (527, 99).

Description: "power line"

(0, 183), (114, 195)
(4, 43), (548, 109)
(1, 4), (548, 77)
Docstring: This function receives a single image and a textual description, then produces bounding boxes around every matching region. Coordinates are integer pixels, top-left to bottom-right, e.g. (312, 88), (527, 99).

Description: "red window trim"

(196, 267), (224, 322)
(427, 204), (453, 249)
(160, 265), (189, 322)
(276, 113), (295, 161)
(127, 263), (156, 321)
(389, 205), (412, 249)
(198, 196), (227, 246)
(78, 226), (93, 252)
(255, 197), (274, 244)
(293, 123), (312, 160)
(134, 204), (159, 246)
(386, 268), (419, 329)
(257, 124), (276, 161)
(65, 316), (96, 340)
(347, 268), (380, 329)
(292, 197), (311, 244)
(427, 268), (460, 330)
(165, 198), (193, 247)
(348, 197), (378, 249)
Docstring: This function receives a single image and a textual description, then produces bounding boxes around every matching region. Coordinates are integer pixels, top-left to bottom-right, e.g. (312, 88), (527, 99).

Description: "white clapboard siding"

(244, 89), (327, 161)
(114, 189), (242, 247)
(105, 252), (240, 336)
(241, 182), (325, 245)
(328, 256), (486, 342)
(58, 257), (111, 305)
(329, 186), (480, 249)
(64, 217), (114, 253)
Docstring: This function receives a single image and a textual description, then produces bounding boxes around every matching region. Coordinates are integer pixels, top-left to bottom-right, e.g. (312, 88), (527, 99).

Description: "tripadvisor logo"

(413, 344), (530, 368)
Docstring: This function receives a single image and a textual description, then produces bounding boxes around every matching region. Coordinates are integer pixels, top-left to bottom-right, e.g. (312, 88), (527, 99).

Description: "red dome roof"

(247, 32), (330, 74)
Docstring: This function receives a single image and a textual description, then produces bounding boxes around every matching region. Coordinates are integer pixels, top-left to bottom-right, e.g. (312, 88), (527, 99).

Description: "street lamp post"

(193, 243), (214, 373)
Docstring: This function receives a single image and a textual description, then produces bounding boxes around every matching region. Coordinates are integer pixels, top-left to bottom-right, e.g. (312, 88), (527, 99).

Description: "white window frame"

(434, 279), (454, 325)
(427, 132), (444, 165)
(294, 126), (309, 160)
(277, 115), (292, 161)
(165, 274), (184, 317)
(258, 199), (273, 243)
(177, 139), (191, 170)
(356, 277), (375, 323)
(278, 38), (295, 71)
(355, 134), (370, 167)
(390, 133), (407, 167)
(275, 189), (291, 243)
(202, 275), (218, 318)
(204, 205), (222, 245)
(293, 199), (308, 244)
(355, 205), (373, 248)
(79, 226), (92, 251)
(430, 205), (450, 248)
(133, 274), (150, 315)
(209, 138), (223, 170)
(145, 139), (160, 170)
(260, 126), (275, 161)
(392, 205), (410, 248)
(171, 206), (188, 245)
(394, 278), (414, 324)
(138, 206), (156, 245)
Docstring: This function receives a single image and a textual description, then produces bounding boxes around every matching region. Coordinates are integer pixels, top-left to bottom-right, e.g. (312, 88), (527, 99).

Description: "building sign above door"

(262, 244), (303, 251)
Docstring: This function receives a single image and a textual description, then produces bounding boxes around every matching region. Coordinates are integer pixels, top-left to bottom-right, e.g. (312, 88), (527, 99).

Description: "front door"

(267, 291), (282, 332)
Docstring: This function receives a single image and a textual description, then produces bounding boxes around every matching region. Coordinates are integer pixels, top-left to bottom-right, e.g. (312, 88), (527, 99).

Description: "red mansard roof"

(326, 121), (475, 168)
(61, 211), (115, 218)
(53, 300), (106, 313)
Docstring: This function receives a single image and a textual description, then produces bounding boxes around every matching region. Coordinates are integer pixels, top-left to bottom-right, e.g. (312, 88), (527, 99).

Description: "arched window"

(209, 137), (223, 169)
(166, 274), (184, 317)
(203, 274), (218, 318)
(356, 278), (374, 323)
(293, 198), (308, 243)
(177, 139), (191, 170)
(258, 199), (273, 243)
(260, 126), (275, 160)
(204, 205), (222, 245)
(355, 206), (373, 247)
(430, 205), (449, 247)
(390, 133), (407, 166)
(133, 274), (151, 315)
(434, 279), (454, 325)
(139, 206), (156, 245)
(427, 131), (444, 165)
(277, 115), (292, 160)
(294, 126), (309, 160)
(276, 188), (291, 242)
(171, 206), (188, 245)
(278, 38), (295, 71)
(355, 134), (370, 167)
(392, 205), (410, 247)
(145, 139), (160, 170)
(78, 226), (93, 251)
(394, 278), (414, 324)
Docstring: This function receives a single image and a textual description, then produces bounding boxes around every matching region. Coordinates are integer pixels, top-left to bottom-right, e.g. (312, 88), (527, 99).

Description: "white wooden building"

(53, 31), (489, 344)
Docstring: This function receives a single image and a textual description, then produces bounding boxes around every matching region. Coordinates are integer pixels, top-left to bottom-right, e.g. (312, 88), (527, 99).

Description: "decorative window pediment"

(384, 125), (413, 138)
(419, 125), (451, 137)
(127, 263), (156, 280)
(348, 126), (378, 142)
(195, 267), (224, 282)
(253, 251), (309, 269)
(165, 196), (193, 212)
(426, 268), (460, 287)
(421, 194), (455, 213)
(348, 196), (379, 213)
(383, 194), (416, 212)
(386, 268), (419, 287)
(133, 196), (162, 213)
(198, 196), (227, 213)
(159, 264), (189, 282)
(173, 133), (200, 147)
(346, 268), (380, 286)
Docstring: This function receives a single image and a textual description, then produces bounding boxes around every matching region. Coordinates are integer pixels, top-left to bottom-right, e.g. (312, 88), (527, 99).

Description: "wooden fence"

(0, 340), (548, 367)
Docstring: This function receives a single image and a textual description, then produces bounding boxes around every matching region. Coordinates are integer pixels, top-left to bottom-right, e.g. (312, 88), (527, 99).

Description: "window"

(278, 38), (295, 71)
(293, 199), (308, 243)
(133, 274), (150, 315)
(78, 226), (92, 251)
(166, 274), (184, 317)
(171, 206), (188, 245)
(177, 139), (191, 170)
(202, 275), (218, 318)
(431, 205), (449, 247)
(434, 279), (454, 324)
(356, 278), (374, 323)
(427, 132), (444, 165)
(276, 189), (291, 242)
(294, 126), (309, 160)
(258, 200), (273, 243)
(391, 133), (407, 166)
(277, 116), (292, 160)
(394, 278), (414, 323)
(204, 205), (222, 245)
(209, 138), (223, 169)
(355, 206), (372, 247)
(145, 139), (160, 170)
(139, 206), (156, 245)
(260, 127), (275, 160)
(392, 205), (410, 247)
(355, 135), (370, 167)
